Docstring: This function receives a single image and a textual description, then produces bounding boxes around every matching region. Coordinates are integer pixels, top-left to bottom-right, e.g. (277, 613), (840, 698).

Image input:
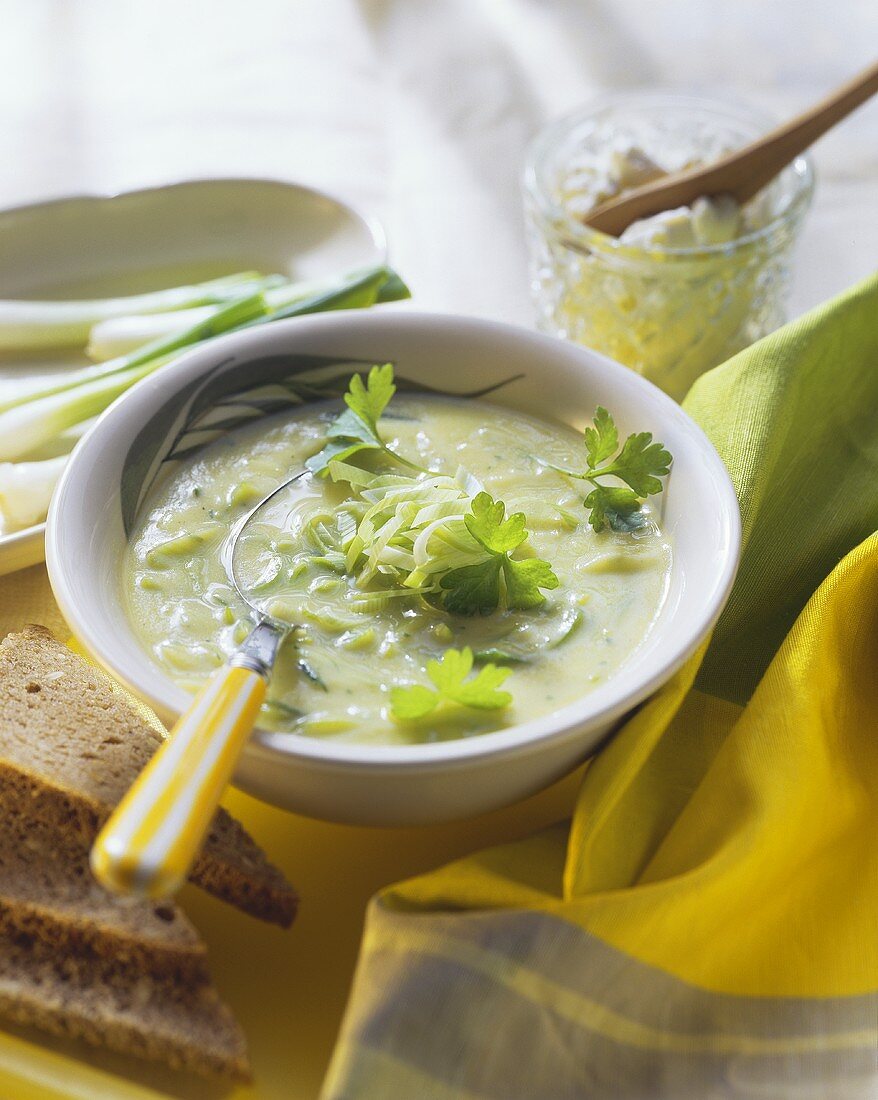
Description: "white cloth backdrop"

(1, 0), (875, 327)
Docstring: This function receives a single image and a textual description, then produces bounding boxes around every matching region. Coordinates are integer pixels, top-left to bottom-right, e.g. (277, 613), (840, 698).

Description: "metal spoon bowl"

(221, 470), (311, 677)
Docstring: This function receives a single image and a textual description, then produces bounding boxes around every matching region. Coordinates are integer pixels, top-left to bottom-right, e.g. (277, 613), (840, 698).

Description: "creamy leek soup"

(124, 381), (672, 745)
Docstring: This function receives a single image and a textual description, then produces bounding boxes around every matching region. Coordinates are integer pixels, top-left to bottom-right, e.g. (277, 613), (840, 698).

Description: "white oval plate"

(0, 177), (385, 575)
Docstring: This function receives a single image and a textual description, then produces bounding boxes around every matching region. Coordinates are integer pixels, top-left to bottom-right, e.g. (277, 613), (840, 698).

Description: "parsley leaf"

(503, 556), (560, 608)
(305, 436), (376, 472)
(343, 361), (395, 437)
(607, 432), (672, 496)
(306, 363), (428, 476)
(389, 684), (438, 720)
(464, 491), (528, 554)
(441, 557), (502, 615)
(584, 405), (619, 466)
(546, 407), (671, 533)
(438, 492), (559, 615)
(390, 647), (512, 720)
(303, 378), (561, 616)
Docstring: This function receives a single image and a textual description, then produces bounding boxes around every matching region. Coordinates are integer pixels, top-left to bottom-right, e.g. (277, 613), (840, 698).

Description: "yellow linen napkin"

(324, 273), (878, 1099)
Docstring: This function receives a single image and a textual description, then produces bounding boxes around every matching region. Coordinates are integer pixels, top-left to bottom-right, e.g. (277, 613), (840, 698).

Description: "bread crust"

(0, 813), (209, 984)
(0, 625), (297, 926)
(0, 930), (251, 1081)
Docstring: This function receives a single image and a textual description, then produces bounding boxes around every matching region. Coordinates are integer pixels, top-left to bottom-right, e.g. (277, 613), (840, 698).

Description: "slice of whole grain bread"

(0, 812), (209, 984)
(0, 625), (296, 926)
(0, 930), (251, 1081)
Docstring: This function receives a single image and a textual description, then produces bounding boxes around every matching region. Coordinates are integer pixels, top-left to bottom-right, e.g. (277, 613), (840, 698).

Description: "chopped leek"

(292, 459), (557, 617)
(472, 608), (583, 663)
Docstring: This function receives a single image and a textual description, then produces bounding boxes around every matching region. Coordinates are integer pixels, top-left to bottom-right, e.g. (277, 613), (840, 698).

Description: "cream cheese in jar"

(524, 96), (813, 401)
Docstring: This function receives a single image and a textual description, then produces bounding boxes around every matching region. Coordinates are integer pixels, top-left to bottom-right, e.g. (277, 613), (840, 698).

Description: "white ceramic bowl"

(47, 311), (740, 825)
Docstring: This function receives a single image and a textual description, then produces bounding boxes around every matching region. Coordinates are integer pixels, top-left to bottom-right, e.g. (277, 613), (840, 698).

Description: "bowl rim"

(47, 310), (741, 771)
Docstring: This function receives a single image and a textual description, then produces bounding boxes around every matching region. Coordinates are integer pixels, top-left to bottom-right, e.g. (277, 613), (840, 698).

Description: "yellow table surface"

(0, 565), (582, 1100)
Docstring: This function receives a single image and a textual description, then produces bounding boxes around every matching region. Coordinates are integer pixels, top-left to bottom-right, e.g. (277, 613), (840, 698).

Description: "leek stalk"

(0, 292), (266, 418)
(0, 265), (410, 528)
(86, 265), (410, 360)
(0, 271), (280, 354)
(0, 455), (69, 533)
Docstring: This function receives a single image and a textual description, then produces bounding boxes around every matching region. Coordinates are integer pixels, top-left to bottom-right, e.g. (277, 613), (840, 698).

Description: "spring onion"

(0, 358), (158, 462)
(0, 291), (267, 461)
(0, 271), (280, 354)
(0, 454), (69, 533)
(86, 265), (409, 360)
(0, 265), (410, 530)
(87, 312), (214, 361)
(0, 291), (265, 421)
(86, 272), (346, 360)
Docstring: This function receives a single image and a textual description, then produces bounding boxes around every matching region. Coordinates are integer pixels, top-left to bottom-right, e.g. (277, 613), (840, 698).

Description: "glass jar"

(523, 94), (814, 401)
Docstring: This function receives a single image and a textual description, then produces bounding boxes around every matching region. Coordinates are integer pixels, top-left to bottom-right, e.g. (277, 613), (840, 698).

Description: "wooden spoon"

(584, 60), (878, 237)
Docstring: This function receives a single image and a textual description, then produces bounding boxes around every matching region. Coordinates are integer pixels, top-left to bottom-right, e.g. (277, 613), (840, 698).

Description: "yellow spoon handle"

(90, 664), (266, 899)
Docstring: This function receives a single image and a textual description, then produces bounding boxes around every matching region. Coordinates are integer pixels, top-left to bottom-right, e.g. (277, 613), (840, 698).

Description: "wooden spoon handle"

(722, 59), (878, 204)
(585, 60), (878, 237)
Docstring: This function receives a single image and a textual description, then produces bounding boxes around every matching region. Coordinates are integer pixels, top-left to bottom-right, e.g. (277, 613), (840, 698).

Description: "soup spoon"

(585, 59), (878, 237)
(91, 471), (311, 899)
